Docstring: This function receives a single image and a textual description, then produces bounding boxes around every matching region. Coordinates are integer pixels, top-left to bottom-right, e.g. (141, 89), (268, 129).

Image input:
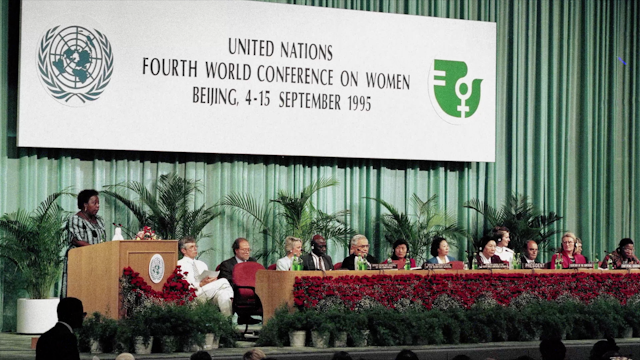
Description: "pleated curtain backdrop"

(0, 0), (639, 330)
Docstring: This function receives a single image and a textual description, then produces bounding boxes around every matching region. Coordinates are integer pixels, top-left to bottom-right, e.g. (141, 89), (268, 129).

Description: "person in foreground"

(426, 236), (456, 264)
(341, 234), (379, 270)
(551, 232), (586, 268)
(520, 240), (540, 264)
(539, 338), (566, 360)
(218, 237), (257, 284)
(601, 238), (640, 269)
(590, 337), (620, 360)
(276, 236), (302, 270)
(476, 236), (503, 265)
(301, 234), (334, 270)
(395, 349), (419, 360)
(62, 189), (106, 297)
(244, 348), (266, 360)
(36, 297), (85, 360)
(177, 237), (233, 316)
(385, 238), (417, 268)
(191, 350), (212, 360)
(492, 226), (514, 266)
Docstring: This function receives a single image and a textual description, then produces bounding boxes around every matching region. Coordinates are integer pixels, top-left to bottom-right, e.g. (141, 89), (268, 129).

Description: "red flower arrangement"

(120, 265), (196, 316)
(135, 226), (160, 240)
(293, 272), (640, 310)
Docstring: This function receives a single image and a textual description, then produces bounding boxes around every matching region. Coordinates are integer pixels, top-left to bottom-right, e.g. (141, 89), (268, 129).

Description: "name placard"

(523, 263), (546, 269)
(422, 263), (453, 270)
(371, 263), (398, 270)
(18, 0), (496, 162)
(568, 264), (595, 269)
(478, 263), (508, 270)
(620, 264), (640, 269)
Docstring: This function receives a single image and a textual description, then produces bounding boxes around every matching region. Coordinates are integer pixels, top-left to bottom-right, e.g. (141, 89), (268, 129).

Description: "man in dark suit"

(217, 237), (259, 325)
(301, 234), (334, 271)
(520, 240), (540, 264)
(36, 297), (85, 360)
(341, 234), (378, 270)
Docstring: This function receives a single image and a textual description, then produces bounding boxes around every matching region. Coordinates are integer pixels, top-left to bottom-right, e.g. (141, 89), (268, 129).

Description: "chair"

(333, 262), (342, 270)
(232, 262), (265, 332)
(267, 263), (277, 270)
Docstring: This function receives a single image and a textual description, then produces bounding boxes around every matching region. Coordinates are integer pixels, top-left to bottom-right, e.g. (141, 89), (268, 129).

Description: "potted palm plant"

(0, 192), (70, 333)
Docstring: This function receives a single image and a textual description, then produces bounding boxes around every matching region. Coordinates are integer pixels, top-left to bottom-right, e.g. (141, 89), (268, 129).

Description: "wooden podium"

(67, 240), (178, 319)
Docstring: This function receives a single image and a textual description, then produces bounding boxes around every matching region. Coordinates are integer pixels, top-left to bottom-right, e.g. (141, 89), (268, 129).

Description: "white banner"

(18, 1), (496, 162)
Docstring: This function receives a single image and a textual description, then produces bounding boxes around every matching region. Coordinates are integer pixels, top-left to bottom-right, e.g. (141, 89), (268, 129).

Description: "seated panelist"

(426, 236), (456, 264)
(276, 236), (302, 271)
(384, 239), (416, 269)
(301, 234), (334, 270)
(601, 238), (640, 269)
(341, 234), (378, 270)
(551, 232), (586, 268)
(475, 236), (504, 265)
(177, 237), (233, 316)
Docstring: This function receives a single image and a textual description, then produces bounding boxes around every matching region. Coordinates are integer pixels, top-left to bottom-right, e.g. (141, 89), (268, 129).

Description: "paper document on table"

(196, 270), (219, 283)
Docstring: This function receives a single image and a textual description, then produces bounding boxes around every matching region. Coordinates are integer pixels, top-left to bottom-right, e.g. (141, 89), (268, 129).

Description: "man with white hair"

(341, 234), (379, 270)
(177, 237), (234, 316)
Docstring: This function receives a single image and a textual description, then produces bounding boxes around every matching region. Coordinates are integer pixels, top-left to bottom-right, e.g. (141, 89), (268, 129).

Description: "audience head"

(395, 349), (419, 360)
(179, 236), (198, 259)
(243, 348), (266, 360)
(492, 226), (510, 247)
(561, 232), (577, 255)
(284, 236), (302, 257)
(190, 350), (213, 360)
(233, 237), (251, 260)
(575, 237), (583, 255)
(590, 337), (620, 360)
(617, 238), (635, 259)
(391, 239), (410, 260)
(115, 353), (136, 360)
(331, 351), (353, 360)
(77, 189), (100, 215)
(540, 338), (566, 360)
(57, 297), (85, 329)
(350, 234), (369, 257)
(311, 234), (328, 256)
(451, 356), (472, 360)
(514, 357), (535, 360)
(480, 236), (497, 258)
(524, 240), (539, 260)
(430, 236), (449, 258)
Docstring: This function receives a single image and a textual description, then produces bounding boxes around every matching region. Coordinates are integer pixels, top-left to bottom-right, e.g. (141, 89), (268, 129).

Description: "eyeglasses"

(239, 248), (251, 252)
(562, 241), (574, 245)
(358, 245), (370, 249)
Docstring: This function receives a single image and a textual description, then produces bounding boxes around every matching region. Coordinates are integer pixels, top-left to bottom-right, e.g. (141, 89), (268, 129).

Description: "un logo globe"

(38, 25), (114, 106)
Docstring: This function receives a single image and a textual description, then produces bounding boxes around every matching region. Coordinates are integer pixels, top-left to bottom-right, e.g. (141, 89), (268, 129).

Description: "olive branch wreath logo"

(38, 26), (114, 103)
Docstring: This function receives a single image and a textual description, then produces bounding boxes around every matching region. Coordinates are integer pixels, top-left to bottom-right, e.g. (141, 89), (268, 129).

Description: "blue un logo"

(38, 25), (114, 105)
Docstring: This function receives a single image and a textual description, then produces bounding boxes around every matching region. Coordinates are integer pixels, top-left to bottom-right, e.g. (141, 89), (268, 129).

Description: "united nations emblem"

(149, 254), (165, 284)
(38, 25), (114, 105)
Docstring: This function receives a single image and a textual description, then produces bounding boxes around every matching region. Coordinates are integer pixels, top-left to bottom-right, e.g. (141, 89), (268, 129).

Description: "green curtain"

(1, 0), (638, 331)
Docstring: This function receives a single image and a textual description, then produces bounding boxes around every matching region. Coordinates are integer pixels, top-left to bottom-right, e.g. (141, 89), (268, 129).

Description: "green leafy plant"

(367, 194), (468, 264)
(464, 193), (563, 254)
(0, 191), (70, 299)
(221, 178), (353, 264)
(102, 173), (220, 246)
(78, 312), (118, 353)
(191, 301), (236, 348)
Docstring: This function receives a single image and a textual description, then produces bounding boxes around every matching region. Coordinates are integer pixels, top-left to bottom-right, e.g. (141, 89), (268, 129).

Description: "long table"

(255, 268), (640, 324)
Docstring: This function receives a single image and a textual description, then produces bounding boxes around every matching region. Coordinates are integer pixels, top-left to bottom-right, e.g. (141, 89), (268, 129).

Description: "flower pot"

(159, 335), (179, 353)
(134, 336), (153, 355)
(203, 333), (219, 350)
(289, 330), (306, 347)
(334, 332), (347, 347)
(90, 339), (101, 354)
(623, 327), (633, 339)
(16, 298), (60, 334)
(311, 331), (330, 348)
(353, 330), (369, 347)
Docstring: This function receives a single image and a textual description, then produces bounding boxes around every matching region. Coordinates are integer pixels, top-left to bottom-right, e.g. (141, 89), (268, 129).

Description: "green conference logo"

(430, 59), (482, 123)
(38, 25), (114, 105)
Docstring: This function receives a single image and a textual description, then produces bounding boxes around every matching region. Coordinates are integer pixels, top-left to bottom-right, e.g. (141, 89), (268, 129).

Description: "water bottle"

(555, 253), (562, 269)
(593, 255), (599, 269)
(404, 259), (411, 270)
(472, 253), (478, 270)
(607, 257), (613, 270)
